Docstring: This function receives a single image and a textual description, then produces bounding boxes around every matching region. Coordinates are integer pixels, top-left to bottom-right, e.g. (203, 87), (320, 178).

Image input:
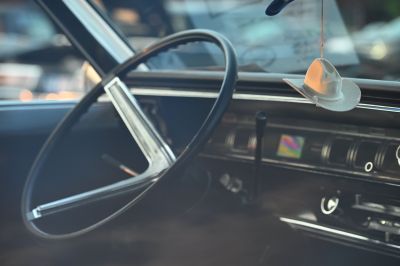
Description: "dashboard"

(2, 72), (400, 265)
(197, 98), (400, 258)
(130, 71), (400, 259)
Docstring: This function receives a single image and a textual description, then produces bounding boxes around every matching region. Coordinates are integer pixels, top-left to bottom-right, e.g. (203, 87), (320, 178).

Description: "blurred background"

(0, 0), (399, 102)
(0, 0), (84, 101)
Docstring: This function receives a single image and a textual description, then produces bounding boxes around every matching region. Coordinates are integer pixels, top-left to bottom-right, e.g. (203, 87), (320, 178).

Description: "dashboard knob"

(364, 162), (374, 173)
(321, 196), (340, 215)
(219, 173), (243, 194)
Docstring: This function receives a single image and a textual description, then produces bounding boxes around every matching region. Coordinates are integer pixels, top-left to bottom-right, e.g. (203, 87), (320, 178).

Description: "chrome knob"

(364, 162), (374, 173)
(321, 196), (339, 215)
(219, 173), (243, 194)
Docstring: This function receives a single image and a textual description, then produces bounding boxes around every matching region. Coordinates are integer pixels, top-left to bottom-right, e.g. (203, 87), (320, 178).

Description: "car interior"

(1, 0), (400, 265)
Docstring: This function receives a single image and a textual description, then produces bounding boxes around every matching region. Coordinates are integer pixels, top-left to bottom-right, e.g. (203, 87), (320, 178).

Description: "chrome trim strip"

(133, 89), (219, 99)
(0, 101), (76, 111)
(129, 70), (400, 89)
(63, 0), (134, 64)
(260, 122), (400, 141)
(0, 88), (398, 113)
(132, 88), (312, 103)
(357, 104), (400, 113)
(234, 94), (311, 104)
(280, 217), (369, 241)
(131, 88), (400, 113)
(0, 87), (398, 115)
(280, 217), (400, 250)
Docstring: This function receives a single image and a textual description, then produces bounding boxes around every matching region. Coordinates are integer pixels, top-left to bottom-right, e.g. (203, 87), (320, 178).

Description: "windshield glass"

(95, 0), (400, 81)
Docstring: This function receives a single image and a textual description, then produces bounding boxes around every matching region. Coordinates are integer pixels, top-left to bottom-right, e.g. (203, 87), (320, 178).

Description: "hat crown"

(304, 58), (343, 100)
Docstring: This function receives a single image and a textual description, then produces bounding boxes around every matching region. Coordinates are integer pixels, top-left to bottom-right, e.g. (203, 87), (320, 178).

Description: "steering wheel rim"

(21, 29), (238, 239)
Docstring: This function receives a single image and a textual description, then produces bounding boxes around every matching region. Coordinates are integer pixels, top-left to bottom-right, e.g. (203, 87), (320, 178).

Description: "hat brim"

(283, 78), (361, 112)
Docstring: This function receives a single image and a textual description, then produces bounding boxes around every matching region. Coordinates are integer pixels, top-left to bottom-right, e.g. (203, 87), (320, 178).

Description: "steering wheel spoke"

(28, 169), (160, 221)
(104, 77), (176, 168)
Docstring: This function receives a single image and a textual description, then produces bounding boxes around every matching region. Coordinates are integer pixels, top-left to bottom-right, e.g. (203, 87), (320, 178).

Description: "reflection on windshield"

(184, 0), (358, 73)
(99, 0), (400, 82)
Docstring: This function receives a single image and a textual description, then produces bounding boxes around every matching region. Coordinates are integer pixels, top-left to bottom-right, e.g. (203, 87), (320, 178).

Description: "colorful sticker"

(277, 134), (305, 159)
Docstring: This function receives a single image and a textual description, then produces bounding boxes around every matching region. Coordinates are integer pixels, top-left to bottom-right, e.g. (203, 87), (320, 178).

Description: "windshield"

(96, 0), (400, 81)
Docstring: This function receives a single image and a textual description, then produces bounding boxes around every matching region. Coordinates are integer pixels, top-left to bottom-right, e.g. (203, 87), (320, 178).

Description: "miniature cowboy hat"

(284, 58), (361, 112)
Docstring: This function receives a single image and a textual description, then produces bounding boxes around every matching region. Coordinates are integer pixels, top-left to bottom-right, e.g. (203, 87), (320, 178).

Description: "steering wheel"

(21, 30), (238, 239)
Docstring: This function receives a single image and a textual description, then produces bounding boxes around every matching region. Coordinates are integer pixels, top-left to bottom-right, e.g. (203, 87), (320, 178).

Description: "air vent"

(210, 127), (230, 146)
(327, 137), (353, 166)
(381, 143), (400, 177)
(353, 141), (380, 169)
(233, 128), (252, 151)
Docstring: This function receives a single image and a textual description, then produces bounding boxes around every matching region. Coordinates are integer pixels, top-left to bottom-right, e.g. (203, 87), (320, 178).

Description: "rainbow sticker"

(277, 134), (305, 159)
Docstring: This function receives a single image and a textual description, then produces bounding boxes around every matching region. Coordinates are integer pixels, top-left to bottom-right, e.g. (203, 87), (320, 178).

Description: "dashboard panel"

(204, 112), (400, 184)
(3, 82), (400, 265)
(123, 67), (400, 260)
(188, 97), (400, 258)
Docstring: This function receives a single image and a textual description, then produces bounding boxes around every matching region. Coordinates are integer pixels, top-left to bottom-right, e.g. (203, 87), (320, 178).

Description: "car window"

(95, 0), (400, 81)
(0, 1), (85, 102)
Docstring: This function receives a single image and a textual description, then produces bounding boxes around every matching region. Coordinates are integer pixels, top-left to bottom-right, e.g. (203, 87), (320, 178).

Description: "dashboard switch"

(368, 219), (400, 235)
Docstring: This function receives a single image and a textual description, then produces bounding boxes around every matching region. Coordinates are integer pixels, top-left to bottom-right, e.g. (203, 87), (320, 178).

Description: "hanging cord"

(320, 0), (325, 58)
